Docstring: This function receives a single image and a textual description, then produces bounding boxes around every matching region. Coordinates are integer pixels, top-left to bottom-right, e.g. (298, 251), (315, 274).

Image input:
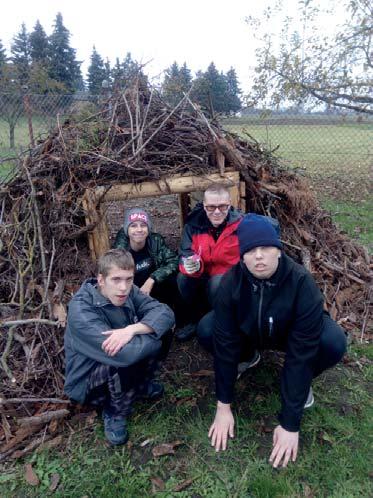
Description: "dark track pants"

(177, 273), (223, 324)
(197, 311), (347, 377)
(84, 330), (172, 416)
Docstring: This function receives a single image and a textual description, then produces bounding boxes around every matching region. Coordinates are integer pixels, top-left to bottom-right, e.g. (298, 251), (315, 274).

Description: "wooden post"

(178, 193), (190, 232)
(215, 147), (225, 176)
(95, 171), (240, 201)
(83, 191), (110, 261)
(239, 181), (246, 213)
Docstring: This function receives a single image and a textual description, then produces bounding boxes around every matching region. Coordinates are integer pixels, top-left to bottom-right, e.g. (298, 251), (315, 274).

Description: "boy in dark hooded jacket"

(64, 249), (175, 446)
(206, 214), (347, 468)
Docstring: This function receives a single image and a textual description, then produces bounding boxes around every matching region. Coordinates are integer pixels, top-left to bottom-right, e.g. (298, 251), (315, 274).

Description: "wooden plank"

(83, 191), (110, 260)
(215, 148), (225, 175)
(239, 181), (246, 213)
(84, 170), (243, 260)
(82, 193), (96, 261)
(228, 185), (240, 209)
(178, 193), (190, 231)
(93, 204), (110, 258)
(95, 171), (240, 202)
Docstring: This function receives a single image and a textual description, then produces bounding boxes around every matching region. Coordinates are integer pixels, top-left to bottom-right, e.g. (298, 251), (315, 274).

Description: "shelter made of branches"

(0, 80), (371, 403)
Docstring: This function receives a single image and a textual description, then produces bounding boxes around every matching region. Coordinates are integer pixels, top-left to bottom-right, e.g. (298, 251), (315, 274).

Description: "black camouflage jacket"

(113, 230), (178, 284)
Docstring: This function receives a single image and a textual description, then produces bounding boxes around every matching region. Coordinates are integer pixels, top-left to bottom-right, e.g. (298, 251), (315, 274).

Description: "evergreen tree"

(191, 63), (225, 114)
(48, 12), (82, 92)
(111, 57), (123, 88)
(121, 52), (139, 82)
(162, 61), (192, 106)
(162, 61), (181, 106)
(11, 23), (30, 85)
(104, 58), (112, 83)
(179, 62), (192, 90)
(0, 39), (7, 76)
(111, 52), (145, 90)
(87, 46), (106, 94)
(192, 63), (241, 114)
(29, 20), (49, 63)
(225, 67), (241, 113)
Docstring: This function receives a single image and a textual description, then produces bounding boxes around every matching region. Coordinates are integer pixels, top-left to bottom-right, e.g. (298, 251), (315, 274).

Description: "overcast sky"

(1, 0), (344, 93)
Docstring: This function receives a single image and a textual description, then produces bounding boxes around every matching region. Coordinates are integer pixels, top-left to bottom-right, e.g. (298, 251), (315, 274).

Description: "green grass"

(0, 116), (51, 178)
(226, 121), (372, 202)
(225, 120), (372, 250)
(1, 344), (372, 497)
(320, 198), (373, 252)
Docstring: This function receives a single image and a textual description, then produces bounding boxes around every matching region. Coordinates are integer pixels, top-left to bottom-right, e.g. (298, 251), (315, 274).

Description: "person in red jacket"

(175, 183), (243, 341)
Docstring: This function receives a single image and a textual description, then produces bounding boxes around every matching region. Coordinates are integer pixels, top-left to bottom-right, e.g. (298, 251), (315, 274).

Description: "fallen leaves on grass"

(174, 478), (194, 492)
(189, 369), (214, 377)
(303, 483), (315, 497)
(49, 473), (60, 492)
(24, 463), (39, 486)
(152, 440), (183, 457)
(151, 476), (165, 492)
(318, 431), (335, 445)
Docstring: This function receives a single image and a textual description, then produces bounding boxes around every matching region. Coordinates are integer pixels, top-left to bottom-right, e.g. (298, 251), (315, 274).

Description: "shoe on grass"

(102, 410), (128, 446)
(236, 350), (261, 380)
(138, 380), (165, 401)
(304, 387), (314, 409)
(175, 323), (196, 342)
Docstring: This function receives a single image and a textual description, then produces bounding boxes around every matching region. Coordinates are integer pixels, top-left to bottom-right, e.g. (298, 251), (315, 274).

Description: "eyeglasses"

(204, 204), (230, 213)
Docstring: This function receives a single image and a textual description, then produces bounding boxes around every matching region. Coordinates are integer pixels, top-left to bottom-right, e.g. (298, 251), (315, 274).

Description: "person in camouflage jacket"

(113, 208), (181, 318)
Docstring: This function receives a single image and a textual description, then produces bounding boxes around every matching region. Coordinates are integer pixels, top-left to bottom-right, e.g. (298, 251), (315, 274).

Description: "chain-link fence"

(0, 94), (371, 249)
(1, 94), (372, 201)
(0, 92), (101, 176)
(224, 113), (372, 202)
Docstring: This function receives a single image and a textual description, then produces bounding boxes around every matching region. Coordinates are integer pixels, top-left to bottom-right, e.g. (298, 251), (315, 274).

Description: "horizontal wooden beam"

(95, 171), (240, 202)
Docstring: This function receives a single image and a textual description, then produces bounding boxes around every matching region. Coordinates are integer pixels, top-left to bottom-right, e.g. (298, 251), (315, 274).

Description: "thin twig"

(0, 397), (69, 405)
(0, 318), (60, 328)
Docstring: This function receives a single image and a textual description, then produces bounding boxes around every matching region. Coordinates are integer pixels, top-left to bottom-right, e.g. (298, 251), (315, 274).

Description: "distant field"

(225, 121), (372, 200)
(225, 119), (372, 251)
(0, 116), (51, 177)
(1, 116), (371, 250)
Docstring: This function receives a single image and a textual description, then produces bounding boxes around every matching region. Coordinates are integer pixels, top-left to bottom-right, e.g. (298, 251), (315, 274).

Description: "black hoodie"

(213, 253), (325, 432)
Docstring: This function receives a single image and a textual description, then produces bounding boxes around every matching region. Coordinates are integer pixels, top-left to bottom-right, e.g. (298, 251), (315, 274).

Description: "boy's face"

(127, 221), (149, 245)
(203, 191), (231, 227)
(243, 246), (281, 280)
(97, 265), (134, 306)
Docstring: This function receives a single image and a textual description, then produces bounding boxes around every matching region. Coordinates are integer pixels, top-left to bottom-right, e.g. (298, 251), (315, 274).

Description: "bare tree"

(247, 0), (373, 114)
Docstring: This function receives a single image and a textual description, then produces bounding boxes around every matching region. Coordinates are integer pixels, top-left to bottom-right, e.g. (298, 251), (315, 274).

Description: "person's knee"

(197, 312), (214, 353)
(121, 334), (162, 365)
(177, 272), (194, 299)
(207, 274), (223, 305)
(320, 317), (347, 364)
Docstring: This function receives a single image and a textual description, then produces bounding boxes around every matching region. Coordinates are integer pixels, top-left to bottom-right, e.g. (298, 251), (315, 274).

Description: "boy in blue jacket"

(205, 214), (346, 467)
(64, 249), (175, 445)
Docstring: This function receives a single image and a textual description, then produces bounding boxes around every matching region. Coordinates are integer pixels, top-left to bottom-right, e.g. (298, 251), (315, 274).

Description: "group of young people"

(64, 183), (347, 468)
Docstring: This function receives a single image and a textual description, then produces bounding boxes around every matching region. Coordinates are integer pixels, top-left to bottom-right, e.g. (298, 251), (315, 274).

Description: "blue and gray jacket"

(64, 279), (175, 403)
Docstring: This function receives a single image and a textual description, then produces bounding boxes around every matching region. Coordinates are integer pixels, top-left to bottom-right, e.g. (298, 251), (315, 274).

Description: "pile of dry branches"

(0, 78), (371, 460)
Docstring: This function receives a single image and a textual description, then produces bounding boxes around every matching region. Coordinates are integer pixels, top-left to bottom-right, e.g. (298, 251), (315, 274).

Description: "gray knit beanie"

(123, 208), (152, 234)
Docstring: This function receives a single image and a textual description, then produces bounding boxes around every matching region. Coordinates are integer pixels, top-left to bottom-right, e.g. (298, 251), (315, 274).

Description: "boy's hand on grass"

(269, 425), (299, 468)
(208, 402), (234, 451)
(102, 328), (134, 356)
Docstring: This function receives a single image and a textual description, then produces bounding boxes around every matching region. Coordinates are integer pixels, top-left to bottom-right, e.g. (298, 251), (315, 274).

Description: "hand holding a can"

(182, 253), (201, 274)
